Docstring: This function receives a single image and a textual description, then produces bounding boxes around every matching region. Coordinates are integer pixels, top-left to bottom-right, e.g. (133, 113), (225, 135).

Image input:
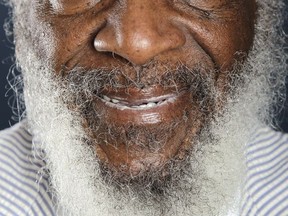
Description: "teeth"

(139, 104), (148, 108)
(147, 102), (157, 107)
(132, 102), (157, 109)
(101, 94), (165, 109)
(102, 95), (119, 104)
(111, 99), (119, 104)
(103, 95), (111, 102)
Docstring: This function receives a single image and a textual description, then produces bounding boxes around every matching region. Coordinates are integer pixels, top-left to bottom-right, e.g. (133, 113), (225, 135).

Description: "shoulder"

(246, 127), (288, 165)
(0, 121), (55, 215)
(241, 126), (288, 216)
(0, 121), (33, 157)
(0, 121), (38, 181)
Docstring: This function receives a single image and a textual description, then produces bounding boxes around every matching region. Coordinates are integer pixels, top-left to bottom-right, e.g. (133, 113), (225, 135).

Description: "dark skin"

(30, 0), (256, 177)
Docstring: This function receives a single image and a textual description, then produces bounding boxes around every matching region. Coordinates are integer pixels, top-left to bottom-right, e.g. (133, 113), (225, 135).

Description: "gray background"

(0, 3), (288, 131)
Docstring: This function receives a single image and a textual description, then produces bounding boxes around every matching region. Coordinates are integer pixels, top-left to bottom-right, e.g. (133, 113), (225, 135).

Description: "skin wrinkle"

(41, 0), (253, 71)
(6, 0), (288, 215)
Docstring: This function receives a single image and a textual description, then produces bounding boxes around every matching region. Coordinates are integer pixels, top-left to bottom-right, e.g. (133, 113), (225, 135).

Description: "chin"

(78, 84), (212, 180)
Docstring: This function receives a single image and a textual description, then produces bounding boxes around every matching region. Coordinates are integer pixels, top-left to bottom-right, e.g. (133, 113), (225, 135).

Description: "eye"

(172, 0), (213, 19)
(182, 0), (212, 18)
(50, 0), (101, 15)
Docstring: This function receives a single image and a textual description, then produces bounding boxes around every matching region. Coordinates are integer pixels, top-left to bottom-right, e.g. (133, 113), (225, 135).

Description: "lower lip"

(93, 91), (191, 125)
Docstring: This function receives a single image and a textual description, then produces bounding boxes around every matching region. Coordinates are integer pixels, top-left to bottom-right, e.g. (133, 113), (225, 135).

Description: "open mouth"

(98, 94), (178, 110)
(92, 86), (191, 125)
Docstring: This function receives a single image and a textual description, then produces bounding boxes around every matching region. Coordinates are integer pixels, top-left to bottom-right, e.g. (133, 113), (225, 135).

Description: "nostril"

(93, 37), (131, 64)
(92, 12), (186, 65)
(107, 52), (132, 65)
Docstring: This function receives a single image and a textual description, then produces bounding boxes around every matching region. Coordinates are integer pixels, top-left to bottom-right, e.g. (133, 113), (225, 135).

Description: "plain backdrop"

(0, 3), (288, 131)
(0, 4), (13, 130)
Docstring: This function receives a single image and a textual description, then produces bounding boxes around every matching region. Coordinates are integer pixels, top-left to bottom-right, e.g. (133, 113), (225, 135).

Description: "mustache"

(60, 63), (216, 100)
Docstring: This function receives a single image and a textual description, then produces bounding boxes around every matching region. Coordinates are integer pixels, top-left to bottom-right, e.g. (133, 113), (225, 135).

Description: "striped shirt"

(241, 127), (288, 216)
(0, 122), (287, 215)
(0, 122), (55, 216)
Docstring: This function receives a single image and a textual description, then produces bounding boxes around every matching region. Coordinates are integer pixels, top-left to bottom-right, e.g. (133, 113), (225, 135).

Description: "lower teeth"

(130, 102), (157, 109)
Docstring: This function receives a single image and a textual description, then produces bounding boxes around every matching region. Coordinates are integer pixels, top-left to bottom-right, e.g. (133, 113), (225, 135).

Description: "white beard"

(9, 0), (287, 215)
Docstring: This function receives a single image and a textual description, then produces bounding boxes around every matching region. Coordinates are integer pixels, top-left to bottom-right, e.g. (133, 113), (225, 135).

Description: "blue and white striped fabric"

(0, 122), (287, 215)
(241, 127), (288, 216)
(0, 122), (55, 216)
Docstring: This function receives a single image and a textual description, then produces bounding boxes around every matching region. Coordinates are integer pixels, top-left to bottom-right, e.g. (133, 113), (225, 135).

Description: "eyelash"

(171, 0), (212, 19)
(183, 1), (212, 18)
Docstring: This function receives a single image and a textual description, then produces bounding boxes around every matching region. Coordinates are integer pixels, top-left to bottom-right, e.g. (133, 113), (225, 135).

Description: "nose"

(94, 1), (186, 65)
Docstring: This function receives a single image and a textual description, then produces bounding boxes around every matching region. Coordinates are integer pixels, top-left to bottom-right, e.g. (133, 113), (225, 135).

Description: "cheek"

(198, 20), (254, 71)
(18, 14), (55, 63)
(47, 12), (108, 73)
(221, 27), (253, 68)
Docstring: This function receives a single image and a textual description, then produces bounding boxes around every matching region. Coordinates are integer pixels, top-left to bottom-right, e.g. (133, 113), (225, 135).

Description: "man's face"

(27, 0), (256, 181)
(13, 0), (288, 215)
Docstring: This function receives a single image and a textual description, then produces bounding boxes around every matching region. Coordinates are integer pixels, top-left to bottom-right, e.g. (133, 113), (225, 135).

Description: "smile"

(99, 94), (177, 110)
(93, 86), (191, 125)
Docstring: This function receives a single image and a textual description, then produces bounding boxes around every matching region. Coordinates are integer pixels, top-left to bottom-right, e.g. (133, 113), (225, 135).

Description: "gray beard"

(8, 0), (288, 215)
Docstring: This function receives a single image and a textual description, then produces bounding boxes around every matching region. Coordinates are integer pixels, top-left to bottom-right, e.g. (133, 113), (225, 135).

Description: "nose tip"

(94, 25), (185, 65)
(93, 0), (186, 66)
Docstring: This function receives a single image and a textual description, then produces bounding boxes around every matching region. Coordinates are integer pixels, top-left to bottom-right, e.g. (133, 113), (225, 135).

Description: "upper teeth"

(138, 102), (157, 108)
(101, 95), (162, 109)
(103, 95), (111, 101)
(111, 99), (119, 104)
(103, 95), (120, 104)
(146, 102), (157, 107)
